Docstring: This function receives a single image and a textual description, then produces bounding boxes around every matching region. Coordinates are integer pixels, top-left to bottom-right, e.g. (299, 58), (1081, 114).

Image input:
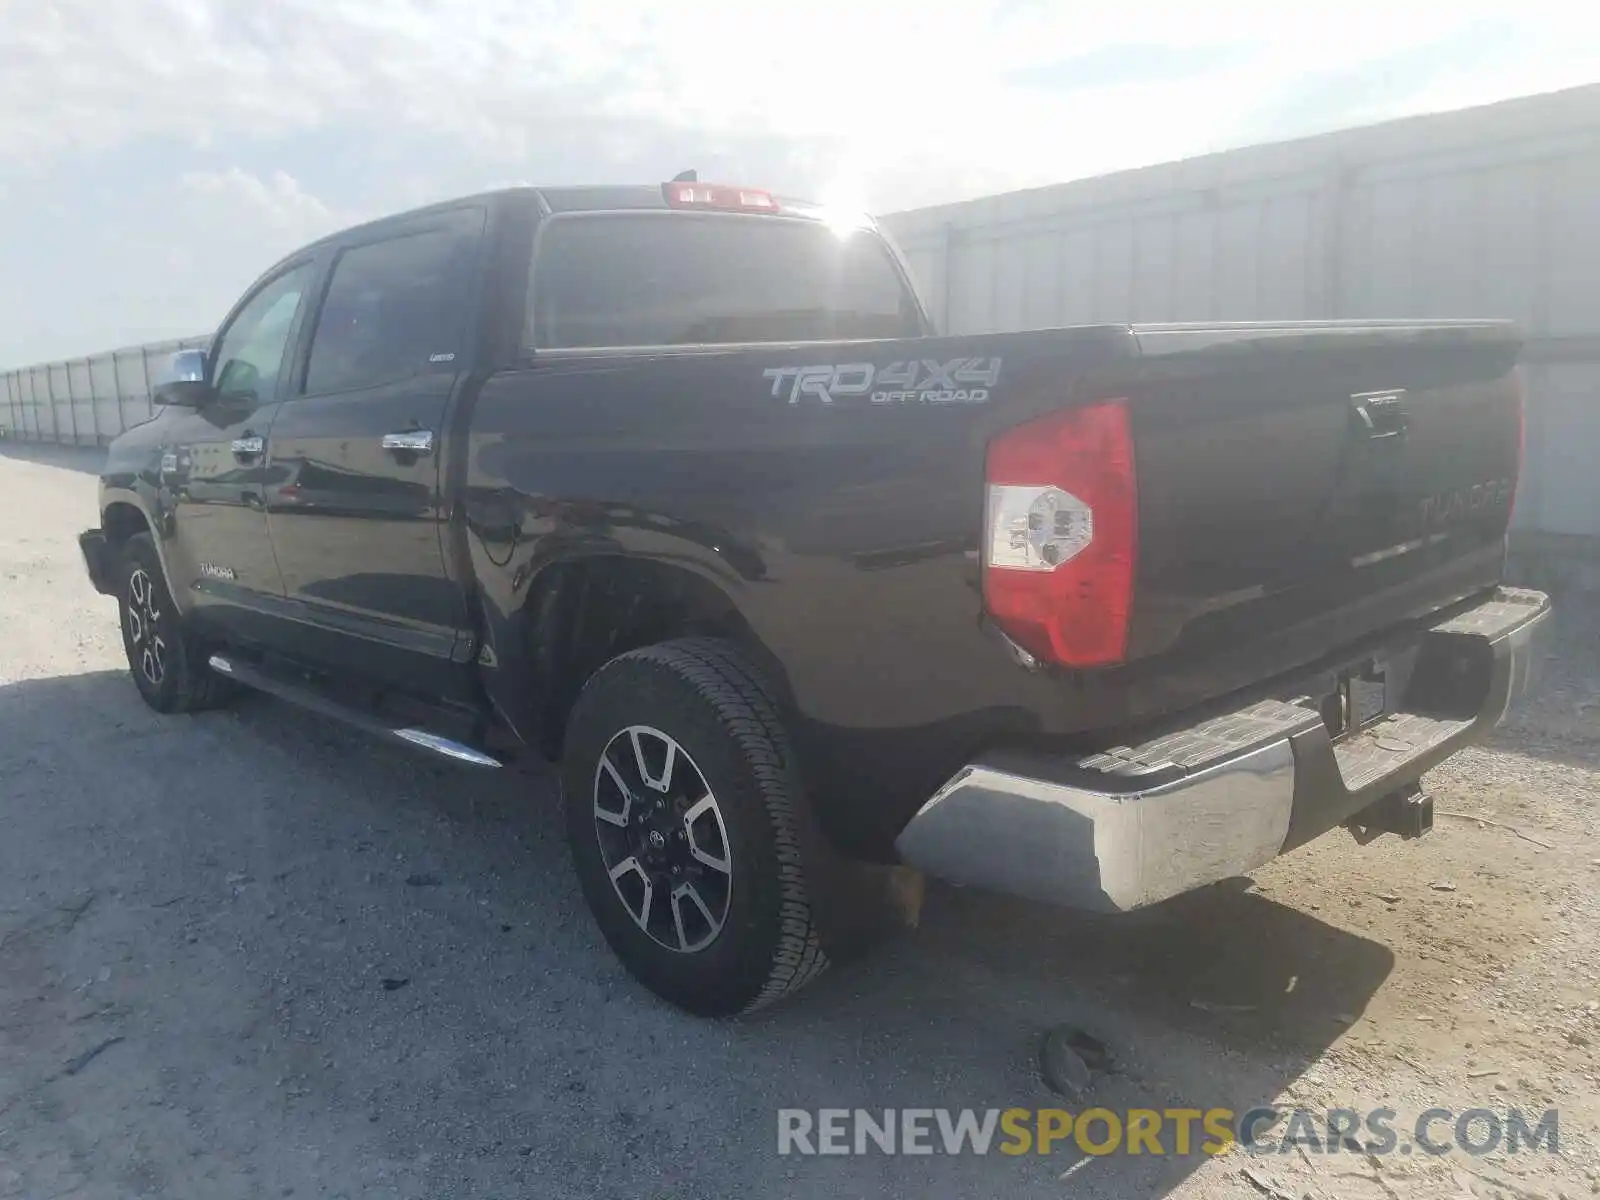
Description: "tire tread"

(576, 636), (829, 1013)
(119, 533), (234, 714)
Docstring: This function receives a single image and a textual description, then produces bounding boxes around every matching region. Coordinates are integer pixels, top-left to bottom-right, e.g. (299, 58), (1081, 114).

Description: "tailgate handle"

(1351, 391), (1409, 440)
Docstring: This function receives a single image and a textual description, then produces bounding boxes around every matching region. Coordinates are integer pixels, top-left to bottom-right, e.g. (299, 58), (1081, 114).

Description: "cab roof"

(532, 184), (856, 226)
(271, 183), (873, 279)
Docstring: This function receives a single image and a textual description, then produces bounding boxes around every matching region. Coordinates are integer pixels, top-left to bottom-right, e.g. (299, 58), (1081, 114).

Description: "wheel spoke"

(594, 754), (632, 827)
(628, 728), (651, 785)
(630, 727), (676, 793)
(655, 738), (677, 792)
(672, 882), (720, 951)
(608, 856), (654, 930)
(682, 794), (731, 875)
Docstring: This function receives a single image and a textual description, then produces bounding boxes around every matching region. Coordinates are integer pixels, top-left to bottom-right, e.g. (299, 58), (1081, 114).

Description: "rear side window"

(529, 213), (921, 348)
(304, 210), (482, 395)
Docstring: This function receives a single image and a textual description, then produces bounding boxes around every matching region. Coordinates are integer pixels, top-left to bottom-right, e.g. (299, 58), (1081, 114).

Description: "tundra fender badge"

(761, 358), (1001, 406)
(198, 562), (237, 581)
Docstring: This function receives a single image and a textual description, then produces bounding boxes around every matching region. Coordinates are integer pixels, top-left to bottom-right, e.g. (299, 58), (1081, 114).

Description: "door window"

(212, 264), (314, 403)
(304, 212), (482, 396)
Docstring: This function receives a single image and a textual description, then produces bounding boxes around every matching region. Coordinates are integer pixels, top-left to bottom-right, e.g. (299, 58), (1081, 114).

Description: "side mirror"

(152, 348), (214, 408)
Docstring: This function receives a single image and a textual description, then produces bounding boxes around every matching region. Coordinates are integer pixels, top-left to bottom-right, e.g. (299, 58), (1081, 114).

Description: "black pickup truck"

(79, 179), (1549, 1016)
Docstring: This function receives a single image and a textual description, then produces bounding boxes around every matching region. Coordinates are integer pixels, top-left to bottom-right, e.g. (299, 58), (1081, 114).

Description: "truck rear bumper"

(894, 587), (1551, 913)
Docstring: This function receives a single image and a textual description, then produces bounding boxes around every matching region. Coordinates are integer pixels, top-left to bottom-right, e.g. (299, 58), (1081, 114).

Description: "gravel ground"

(1, 441), (1596, 1200)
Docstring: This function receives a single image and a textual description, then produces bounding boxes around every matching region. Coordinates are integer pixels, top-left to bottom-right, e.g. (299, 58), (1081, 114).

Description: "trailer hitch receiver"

(1346, 784), (1434, 844)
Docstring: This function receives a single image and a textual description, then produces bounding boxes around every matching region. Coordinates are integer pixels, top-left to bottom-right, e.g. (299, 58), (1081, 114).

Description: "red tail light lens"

(663, 182), (779, 212)
(982, 399), (1138, 667)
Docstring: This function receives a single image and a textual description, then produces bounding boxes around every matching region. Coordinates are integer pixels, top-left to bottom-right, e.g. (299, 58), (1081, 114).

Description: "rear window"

(528, 213), (921, 349)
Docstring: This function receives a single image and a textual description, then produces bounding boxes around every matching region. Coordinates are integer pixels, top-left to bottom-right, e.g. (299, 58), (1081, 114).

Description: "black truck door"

(162, 259), (316, 636)
(262, 206), (485, 698)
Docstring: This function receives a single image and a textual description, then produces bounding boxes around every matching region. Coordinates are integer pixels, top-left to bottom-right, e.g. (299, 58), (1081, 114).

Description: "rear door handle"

(381, 429), (435, 456)
(231, 435), (265, 459)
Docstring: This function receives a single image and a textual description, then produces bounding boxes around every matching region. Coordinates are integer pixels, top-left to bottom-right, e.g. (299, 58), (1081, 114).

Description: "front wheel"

(116, 533), (234, 714)
(562, 638), (830, 1016)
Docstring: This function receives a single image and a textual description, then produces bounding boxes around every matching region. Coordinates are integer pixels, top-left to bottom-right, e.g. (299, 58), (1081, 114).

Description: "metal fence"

(7, 86), (1599, 541)
(0, 335), (209, 446)
(882, 84), (1600, 540)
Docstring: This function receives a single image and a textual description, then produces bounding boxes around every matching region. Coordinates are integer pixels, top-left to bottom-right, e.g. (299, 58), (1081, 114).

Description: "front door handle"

(381, 429), (435, 456)
(231, 434), (265, 460)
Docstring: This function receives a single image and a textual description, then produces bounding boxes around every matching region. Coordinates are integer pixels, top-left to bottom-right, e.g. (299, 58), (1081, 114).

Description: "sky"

(2, 0), (1597, 367)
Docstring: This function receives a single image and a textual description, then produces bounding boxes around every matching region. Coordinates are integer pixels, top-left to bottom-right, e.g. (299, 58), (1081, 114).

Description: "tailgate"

(1124, 321), (1522, 665)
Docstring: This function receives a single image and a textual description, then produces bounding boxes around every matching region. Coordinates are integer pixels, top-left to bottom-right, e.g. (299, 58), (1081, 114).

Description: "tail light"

(663, 182), (779, 212)
(982, 399), (1138, 667)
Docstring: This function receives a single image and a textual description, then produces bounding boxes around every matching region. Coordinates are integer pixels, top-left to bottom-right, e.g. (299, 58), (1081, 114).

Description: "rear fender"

(473, 539), (782, 755)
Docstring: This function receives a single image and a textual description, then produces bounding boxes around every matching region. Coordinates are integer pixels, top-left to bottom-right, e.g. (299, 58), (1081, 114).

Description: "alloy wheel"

(126, 567), (167, 688)
(592, 725), (732, 953)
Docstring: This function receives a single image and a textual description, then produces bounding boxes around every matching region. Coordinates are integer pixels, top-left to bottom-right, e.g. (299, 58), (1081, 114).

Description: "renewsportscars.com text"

(776, 1107), (1559, 1158)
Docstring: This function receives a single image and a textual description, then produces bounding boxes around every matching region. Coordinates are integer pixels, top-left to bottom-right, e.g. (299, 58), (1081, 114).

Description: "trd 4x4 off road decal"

(761, 358), (1002, 406)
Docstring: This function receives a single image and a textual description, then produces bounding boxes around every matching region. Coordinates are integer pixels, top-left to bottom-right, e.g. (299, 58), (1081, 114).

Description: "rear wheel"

(562, 638), (829, 1016)
(116, 533), (234, 713)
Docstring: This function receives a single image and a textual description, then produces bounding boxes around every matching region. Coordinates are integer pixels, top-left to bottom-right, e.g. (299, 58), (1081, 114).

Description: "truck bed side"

(459, 320), (1522, 854)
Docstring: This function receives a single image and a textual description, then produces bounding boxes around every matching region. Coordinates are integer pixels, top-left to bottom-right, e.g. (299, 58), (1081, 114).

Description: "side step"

(207, 654), (501, 769)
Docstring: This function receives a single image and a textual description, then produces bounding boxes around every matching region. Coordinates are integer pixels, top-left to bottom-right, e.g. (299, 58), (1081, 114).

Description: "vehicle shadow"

(1484, 601), (1600, 774)
(759, 882), (1393, 1196)
(3, 668), (1395, 1199)
(0, 439), (107, 475)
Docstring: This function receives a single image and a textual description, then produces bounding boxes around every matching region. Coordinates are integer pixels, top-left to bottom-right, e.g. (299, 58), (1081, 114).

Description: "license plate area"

(1319, 659), (1390, 740)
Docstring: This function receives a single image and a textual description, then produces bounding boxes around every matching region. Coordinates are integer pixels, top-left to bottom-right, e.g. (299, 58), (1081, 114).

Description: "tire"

(561, 637), (830, 1016)
(116, 533), (235, 714)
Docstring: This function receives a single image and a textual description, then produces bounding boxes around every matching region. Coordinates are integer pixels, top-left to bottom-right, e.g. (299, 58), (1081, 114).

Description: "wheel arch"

(100, 493), (187, 616)
(491, 553), (791, 761)
(102, 499), (152, 546)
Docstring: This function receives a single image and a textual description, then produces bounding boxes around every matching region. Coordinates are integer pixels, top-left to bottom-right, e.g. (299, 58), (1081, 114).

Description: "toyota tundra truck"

(77, 179), (1549, 1016)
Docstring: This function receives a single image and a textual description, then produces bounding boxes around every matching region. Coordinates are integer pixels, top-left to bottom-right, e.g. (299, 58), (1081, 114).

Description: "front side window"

(212, 264), (313, 403)
(304, 211), (482, 396)
(529, 213), (921, 349)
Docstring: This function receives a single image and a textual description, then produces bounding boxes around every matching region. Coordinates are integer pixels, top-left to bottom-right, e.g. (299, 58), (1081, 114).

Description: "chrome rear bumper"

(894, 587), (1551, 913)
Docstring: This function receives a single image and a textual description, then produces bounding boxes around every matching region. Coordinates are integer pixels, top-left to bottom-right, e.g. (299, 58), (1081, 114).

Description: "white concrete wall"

(1, 336), (209, 446)
(884, 84), (1600, 538)
(7, 86), (1598, 538)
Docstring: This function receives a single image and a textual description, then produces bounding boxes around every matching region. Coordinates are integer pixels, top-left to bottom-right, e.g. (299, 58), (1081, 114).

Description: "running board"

(207, 654), (501, 768)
